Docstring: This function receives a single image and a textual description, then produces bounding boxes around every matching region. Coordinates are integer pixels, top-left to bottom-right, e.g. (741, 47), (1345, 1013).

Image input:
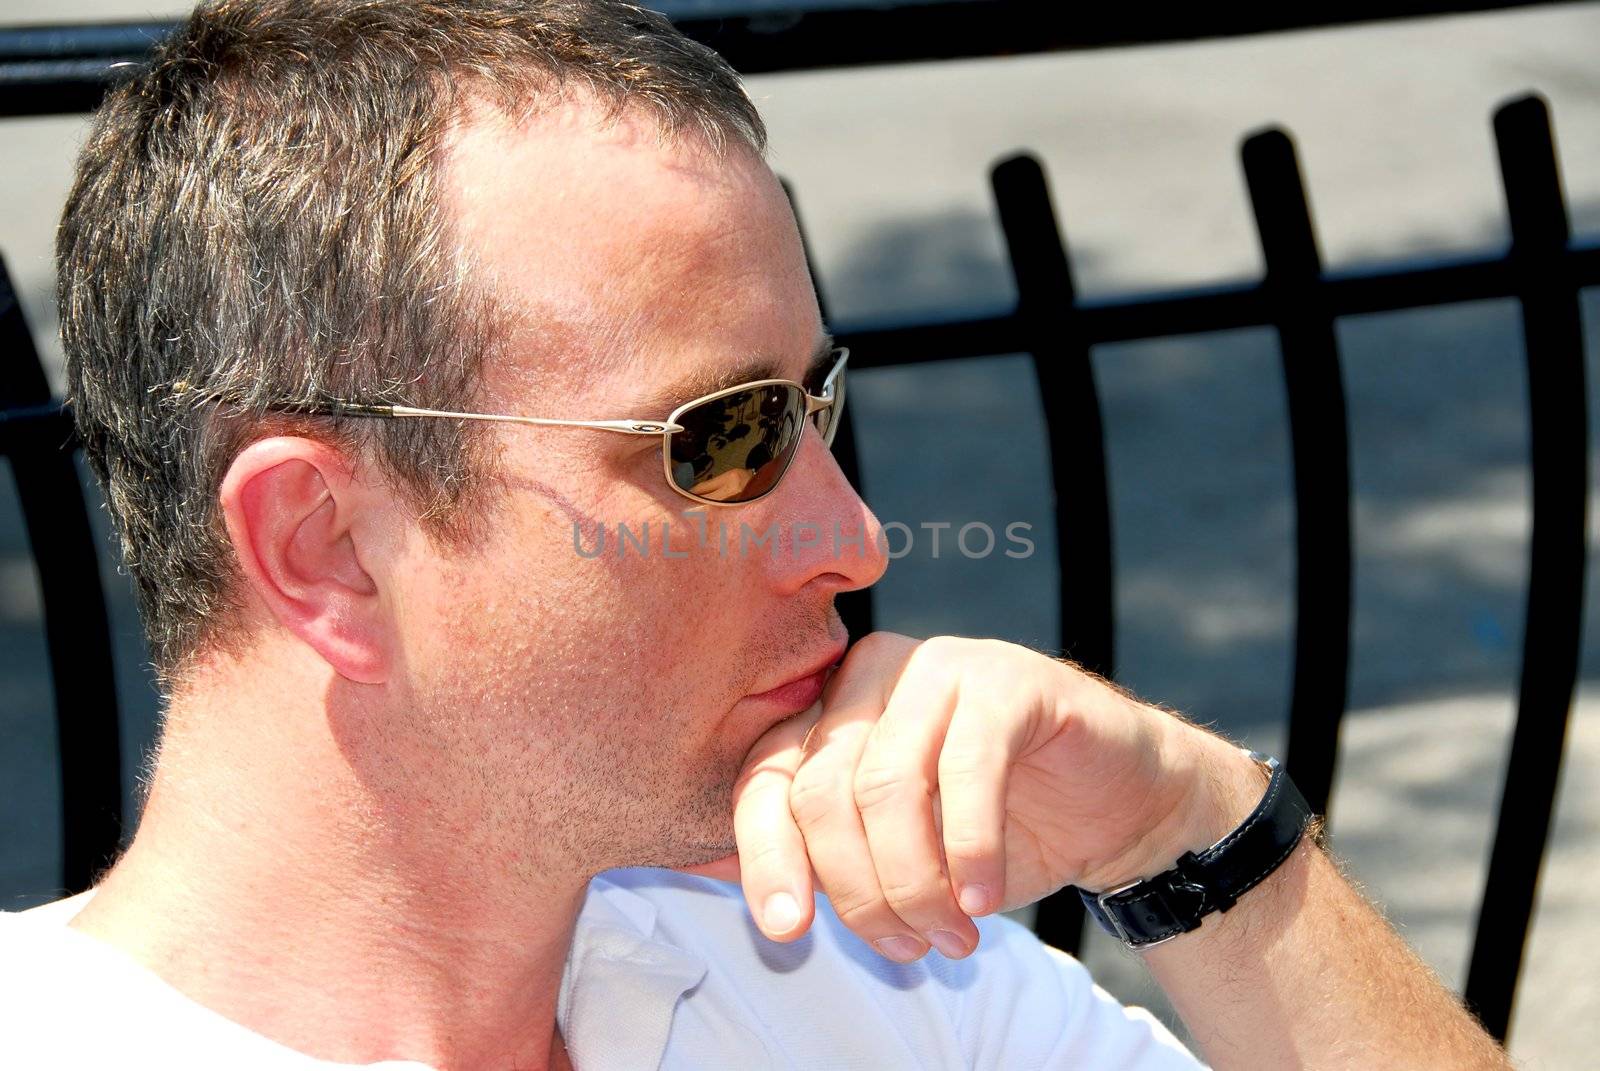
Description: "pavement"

(1, 1), (1597, 1066)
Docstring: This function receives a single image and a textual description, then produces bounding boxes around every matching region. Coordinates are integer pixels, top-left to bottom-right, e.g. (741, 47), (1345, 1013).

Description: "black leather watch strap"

(1078, 751), (1314, 950)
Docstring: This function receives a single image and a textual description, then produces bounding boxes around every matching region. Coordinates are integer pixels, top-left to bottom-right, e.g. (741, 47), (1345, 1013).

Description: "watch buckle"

(1095, 864), (1210, 951)
(1095, 879), (1185, 951)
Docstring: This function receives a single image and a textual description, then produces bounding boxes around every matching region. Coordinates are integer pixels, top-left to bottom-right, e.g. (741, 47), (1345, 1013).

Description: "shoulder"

(0, 891), (342, 1069)
(0, 891), (130, 1060)
(592, 868), (1204, 1068)
(0, 890), (97, 994)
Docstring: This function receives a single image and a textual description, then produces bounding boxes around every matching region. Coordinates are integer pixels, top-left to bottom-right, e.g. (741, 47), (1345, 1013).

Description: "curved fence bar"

(782, 181), (874, 644)
(1241, 128), (1353, 822)
(991, 153), (1115, 954)
(0, 259), (122, 893)
(1464, 93), (1589, 1045)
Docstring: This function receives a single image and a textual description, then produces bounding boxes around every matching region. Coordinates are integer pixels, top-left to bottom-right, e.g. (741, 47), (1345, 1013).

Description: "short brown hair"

(58, 0), (766, 681)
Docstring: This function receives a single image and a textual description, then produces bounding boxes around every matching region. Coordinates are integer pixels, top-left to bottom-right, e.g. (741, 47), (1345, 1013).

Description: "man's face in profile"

(354, 95), (887, 883)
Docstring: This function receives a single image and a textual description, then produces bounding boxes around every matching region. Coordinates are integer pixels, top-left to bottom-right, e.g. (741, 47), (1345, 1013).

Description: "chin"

(581, 785), (738, 875)
(648, 810), (737, 871)
(603, 829), (732, 874)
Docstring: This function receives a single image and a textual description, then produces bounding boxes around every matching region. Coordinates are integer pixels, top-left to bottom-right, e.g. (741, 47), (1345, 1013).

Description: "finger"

(853, 640), (980, 958)
(789, 634), (933, 963)
(732, 702), (823, 942)
(937, 691), (1024, 917)
(792, 717), (932, 963)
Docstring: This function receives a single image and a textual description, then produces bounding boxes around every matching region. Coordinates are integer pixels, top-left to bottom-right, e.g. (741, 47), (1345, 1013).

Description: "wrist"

(1174, 731), (1276, 863)
(1080, 737), (1316, 952)
(1082, 722), (1270, 894)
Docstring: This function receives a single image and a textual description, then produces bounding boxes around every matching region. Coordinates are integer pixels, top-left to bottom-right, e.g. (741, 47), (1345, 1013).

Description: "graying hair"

(58, 0), (767, 682)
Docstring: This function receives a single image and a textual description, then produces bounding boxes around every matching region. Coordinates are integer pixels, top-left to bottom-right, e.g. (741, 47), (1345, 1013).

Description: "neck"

(68, 665), (590, 1070)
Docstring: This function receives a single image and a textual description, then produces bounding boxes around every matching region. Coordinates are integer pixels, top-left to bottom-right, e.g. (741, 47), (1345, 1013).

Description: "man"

(1, 2), (1511, 1068)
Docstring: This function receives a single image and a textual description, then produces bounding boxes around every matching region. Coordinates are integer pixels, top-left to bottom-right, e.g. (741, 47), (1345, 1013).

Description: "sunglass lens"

(669, 384), (806, 502)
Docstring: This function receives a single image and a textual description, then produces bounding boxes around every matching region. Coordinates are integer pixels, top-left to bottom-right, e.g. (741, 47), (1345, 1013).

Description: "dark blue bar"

(0, 259), (124, 894)
(1241, 128), (1352, 821)
(990, 153), (1113, 955)
(1464, 92), (1588, 1045)
(782, 179), (874, 644)
(0, 4), (1587, 113)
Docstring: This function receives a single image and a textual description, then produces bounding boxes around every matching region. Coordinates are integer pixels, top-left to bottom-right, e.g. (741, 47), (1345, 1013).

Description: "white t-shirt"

(0, 867), (1204, 1069)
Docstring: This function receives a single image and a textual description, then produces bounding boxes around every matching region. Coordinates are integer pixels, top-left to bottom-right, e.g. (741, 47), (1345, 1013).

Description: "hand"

(683, 632), (1263, 963)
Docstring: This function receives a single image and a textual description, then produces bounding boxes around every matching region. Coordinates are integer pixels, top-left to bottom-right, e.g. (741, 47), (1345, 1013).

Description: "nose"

(756, 425), (888, 598)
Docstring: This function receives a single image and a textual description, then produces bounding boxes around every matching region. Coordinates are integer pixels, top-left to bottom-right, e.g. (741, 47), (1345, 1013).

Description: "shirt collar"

(556, 872), (709, 1070)
(32, 876), (709, 1070)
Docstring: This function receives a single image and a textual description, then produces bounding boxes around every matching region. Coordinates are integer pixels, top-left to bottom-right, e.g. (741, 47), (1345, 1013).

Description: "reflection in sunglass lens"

(669, 384), (806, 502)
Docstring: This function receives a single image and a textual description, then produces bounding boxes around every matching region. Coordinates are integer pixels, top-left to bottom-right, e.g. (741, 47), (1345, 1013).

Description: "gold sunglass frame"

(223, 347), (849, 507)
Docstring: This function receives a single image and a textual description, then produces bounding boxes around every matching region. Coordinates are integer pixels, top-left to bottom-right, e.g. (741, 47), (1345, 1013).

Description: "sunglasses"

(233, 346), (849, 506)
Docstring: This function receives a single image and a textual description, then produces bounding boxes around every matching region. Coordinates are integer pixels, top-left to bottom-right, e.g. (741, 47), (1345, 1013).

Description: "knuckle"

(901, 641), (975, 692)
(973, 635), (1019, 659)
(852, 764), (926, 814)
(735, 835), (794, 872)
(828, 889), (898, 932)
(876, 874), (944, 918)
(936, 745), (991, 783)
(940, 827), (999, 860)
(937, 633), (1003, 662)
(853, 630), (915, 659)
(732, 760), (789, 799)
(908, 635), (962, 672)
(917, 634), (964, 656)
(788, 764), (848, 827)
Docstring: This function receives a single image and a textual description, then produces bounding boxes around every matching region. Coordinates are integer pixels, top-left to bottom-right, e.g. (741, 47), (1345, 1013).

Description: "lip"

(743, 642), (848, 711)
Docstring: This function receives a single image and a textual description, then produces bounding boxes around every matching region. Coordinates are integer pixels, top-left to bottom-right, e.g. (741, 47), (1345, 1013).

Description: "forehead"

(441, 92), (821, 410)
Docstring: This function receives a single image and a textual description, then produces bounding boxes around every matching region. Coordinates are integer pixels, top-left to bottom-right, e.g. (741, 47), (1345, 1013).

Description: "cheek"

(553, 521), (787, 760)
(602, 530), (769, 689)
(393, 489), (781, 741)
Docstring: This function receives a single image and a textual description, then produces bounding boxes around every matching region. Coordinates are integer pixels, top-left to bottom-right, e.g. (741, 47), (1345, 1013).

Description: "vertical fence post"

(782, 180), (873, 643)
(991, 154), (1114, 954)
(1241, 129), (1353, 822)
(0, 258), (123, 892)
(1464, 93), (1588, 1044)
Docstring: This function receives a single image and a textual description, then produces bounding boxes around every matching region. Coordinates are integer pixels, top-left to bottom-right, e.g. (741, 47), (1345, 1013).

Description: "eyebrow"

(632, 332), (838, 418)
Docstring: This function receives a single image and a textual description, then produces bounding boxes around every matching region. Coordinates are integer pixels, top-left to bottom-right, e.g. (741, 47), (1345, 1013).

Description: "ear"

(219, 437), (391, 684)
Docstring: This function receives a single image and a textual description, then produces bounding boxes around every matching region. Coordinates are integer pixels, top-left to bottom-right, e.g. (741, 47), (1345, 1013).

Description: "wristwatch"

(1078, 749), (1315, 950)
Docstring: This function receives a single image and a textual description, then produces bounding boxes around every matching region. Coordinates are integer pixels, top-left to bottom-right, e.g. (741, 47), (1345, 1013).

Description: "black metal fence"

(3, 2), (1594, 1046)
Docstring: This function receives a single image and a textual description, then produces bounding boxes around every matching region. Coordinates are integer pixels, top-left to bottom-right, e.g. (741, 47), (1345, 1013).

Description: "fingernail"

(763, 892), (801, 935)
(958, 884), (989, 914)
(872, 936), (926, 963)
(928, 930), (969, 958)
